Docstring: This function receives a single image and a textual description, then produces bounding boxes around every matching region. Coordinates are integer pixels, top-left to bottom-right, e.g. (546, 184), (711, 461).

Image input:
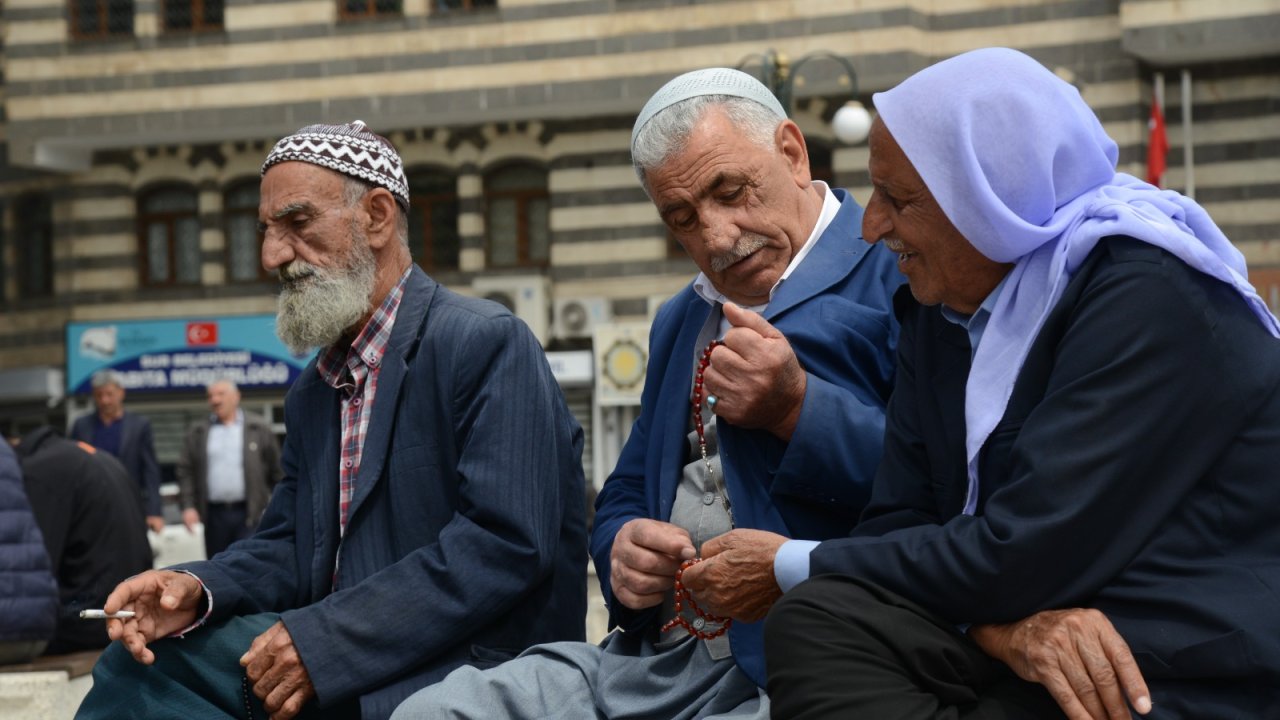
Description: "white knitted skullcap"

(630, 68), (787, 154)
(262, 120), (410, 211)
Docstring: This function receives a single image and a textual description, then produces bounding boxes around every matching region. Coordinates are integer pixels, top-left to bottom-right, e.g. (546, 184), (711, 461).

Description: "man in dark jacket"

(70, 370), (165, 533)
(0, 441), (57, 664)
(17, 427), (153, 654)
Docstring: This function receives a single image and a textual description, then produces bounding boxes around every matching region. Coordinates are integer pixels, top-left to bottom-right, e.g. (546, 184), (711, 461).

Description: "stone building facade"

(1, 0), (1277, 486)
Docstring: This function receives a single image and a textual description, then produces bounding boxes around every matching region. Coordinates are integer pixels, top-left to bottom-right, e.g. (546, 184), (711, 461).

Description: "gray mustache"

(709, 235), (769, 272)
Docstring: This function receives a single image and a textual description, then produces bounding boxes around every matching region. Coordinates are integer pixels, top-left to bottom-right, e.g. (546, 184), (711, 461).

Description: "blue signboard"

(66, 314), (314, 394)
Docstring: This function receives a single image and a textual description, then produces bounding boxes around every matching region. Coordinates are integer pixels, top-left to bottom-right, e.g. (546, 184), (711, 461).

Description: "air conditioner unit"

(472, 275), (550, 346)
(552, 297), (611, 339)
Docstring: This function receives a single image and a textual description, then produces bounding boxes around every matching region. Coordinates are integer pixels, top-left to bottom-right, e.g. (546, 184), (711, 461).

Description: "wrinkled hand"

(147, 515), (167, 534)
(970, 608), (1151, 719)
(704, 303), (807, 440)
(102, 570), (204, 665)
(609, 519), (695, 610)
(680, 529), (786, 622)
(182, 508), (201, 533)
(242, 621), (316, 720)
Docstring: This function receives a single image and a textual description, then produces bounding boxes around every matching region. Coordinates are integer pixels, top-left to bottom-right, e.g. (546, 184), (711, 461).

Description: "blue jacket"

(70, 411), (163, 517)
(592, 189), (903, 686)
(0, 441), (58, 646)
(174, 266), (587, 719)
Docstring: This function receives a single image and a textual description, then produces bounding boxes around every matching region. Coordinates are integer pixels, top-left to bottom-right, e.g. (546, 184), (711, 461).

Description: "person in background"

(16, 427), (152, 654)
(0, 440), (57, 664)
(70, 370), (165, 533)
(393, 67), (902, 720)
(176, 378), (283, 558)
(76, 120), (587, 720)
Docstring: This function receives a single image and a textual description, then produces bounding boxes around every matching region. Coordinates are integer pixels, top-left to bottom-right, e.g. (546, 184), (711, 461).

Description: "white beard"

(275, 233), (377, 355)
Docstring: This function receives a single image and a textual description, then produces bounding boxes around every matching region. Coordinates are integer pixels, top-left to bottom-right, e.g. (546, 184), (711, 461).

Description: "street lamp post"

(737, 49), (873, 144)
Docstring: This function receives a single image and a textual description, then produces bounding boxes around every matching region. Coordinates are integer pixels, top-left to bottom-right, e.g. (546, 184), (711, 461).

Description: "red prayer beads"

(691, 340), (732, 524)
(660, 557), (733, 640)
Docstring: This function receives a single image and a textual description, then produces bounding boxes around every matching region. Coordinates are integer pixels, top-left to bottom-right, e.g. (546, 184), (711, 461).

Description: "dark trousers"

(765, 575), (1064, 720)
(76, 613), (358, 719)
(204, 501), (253, 559)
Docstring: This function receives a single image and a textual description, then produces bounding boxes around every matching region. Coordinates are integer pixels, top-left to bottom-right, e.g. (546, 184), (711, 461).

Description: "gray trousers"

(391, 630), (767, 720)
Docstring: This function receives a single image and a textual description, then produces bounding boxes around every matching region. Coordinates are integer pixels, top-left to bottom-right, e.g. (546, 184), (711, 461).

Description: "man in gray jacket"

(176, 378), (283, 558)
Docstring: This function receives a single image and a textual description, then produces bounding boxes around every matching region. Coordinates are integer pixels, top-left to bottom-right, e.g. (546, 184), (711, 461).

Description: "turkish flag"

(1146, 100), (1168, 187)
(186, 322), (218, 346)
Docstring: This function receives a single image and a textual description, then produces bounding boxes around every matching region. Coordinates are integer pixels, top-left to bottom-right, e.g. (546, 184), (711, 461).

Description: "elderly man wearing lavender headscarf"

(76, 121), (587, 720)
(695, 48), (1280, 719)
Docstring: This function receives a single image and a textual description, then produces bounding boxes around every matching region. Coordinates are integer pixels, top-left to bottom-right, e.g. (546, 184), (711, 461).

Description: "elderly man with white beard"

(75, 121), (589, 720)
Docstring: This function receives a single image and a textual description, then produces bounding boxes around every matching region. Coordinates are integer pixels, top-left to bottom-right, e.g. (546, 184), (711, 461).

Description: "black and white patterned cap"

(631, 68), (788, 155)
(262, 120), (410, 211)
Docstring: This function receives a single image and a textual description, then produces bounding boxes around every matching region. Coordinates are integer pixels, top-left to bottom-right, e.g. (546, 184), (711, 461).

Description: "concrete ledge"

(0, 650), (100, 720)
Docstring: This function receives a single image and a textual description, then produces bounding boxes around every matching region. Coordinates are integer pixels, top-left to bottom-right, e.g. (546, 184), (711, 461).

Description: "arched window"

(484, 162), (549, 268)
(224, 180), (265, 283)
(14, 192), (54, 298)
(406, 167), (460, 272)
(139, 185), (201, 286)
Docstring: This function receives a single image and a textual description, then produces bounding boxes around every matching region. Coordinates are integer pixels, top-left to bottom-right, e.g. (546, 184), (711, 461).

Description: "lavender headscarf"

(874, 47), (1280, 515)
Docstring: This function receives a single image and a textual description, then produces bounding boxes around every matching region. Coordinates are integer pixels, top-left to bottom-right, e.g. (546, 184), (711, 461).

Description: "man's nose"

(260, 231), (294, 272)
(862, 195), (891, 245)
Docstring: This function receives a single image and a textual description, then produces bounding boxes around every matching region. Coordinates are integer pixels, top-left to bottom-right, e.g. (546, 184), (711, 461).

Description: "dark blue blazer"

(813, 238), (1280, 716)
(71, 411), (162, 517)
(592, 189), (903, 687)
(175, 267), (588, 719)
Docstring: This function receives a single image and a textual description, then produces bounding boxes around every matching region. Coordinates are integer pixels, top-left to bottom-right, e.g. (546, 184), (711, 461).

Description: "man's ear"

(363, 188), (399, 250)
(775, 119), (812, 188)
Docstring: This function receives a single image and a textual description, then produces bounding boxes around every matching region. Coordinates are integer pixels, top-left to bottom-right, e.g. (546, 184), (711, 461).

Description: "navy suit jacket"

(174, 266), (588, 719)
(71, 411), (163, 517)
(813, 238), (1280, 715)
(592, 189), (903, 687)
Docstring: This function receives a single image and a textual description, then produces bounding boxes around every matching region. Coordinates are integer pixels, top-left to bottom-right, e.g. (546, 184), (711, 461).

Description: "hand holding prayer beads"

(660, 558), (733, 640)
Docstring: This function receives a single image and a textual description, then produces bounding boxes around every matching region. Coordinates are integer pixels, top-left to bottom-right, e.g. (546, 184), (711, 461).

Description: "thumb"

(723, 302), (781, 338)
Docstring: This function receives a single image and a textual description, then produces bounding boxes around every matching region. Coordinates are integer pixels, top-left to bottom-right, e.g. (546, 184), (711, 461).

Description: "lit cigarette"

(79, 610), (136, 620)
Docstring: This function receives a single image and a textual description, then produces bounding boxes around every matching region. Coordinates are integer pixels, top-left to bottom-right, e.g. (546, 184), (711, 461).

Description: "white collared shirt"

(206, 410), (245, 502)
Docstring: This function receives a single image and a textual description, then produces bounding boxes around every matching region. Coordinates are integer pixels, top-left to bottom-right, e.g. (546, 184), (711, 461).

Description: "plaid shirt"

(316, 268), (410, 543)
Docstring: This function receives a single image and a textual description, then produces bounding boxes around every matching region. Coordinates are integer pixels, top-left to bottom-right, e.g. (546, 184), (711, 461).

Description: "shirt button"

(352, 398), (361, 406)
(344, 459), (353, 468)
(702, 492), (715, 506)
(692, 617), (706, 630)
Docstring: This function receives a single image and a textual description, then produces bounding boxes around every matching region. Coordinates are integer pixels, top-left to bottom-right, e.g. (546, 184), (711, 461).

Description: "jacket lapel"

(346, 267), (436, 524)
(765, 189), (868, 322)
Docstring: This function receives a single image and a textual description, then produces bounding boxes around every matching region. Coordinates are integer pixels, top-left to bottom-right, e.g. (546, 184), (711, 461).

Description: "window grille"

(70, 0), (134, 39)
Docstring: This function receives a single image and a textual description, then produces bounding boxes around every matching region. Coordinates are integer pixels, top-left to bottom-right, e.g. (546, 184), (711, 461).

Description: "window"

(70, 0), (134, 39)
(338, 0), (402, 19)
(484, 162), (549, 268)
(161, 0), (224, 32)
(406, 168), (460, 272)
(224, 180), (266, 283)
(433, 0), (496, 12)
(139, 185), (201, 286)
(14, 193), (54, 299)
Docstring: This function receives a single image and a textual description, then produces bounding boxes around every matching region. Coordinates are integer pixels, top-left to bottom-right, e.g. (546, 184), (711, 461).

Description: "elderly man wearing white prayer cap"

(705, 47), (1280, 719)
(392, 68), (904, 719)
